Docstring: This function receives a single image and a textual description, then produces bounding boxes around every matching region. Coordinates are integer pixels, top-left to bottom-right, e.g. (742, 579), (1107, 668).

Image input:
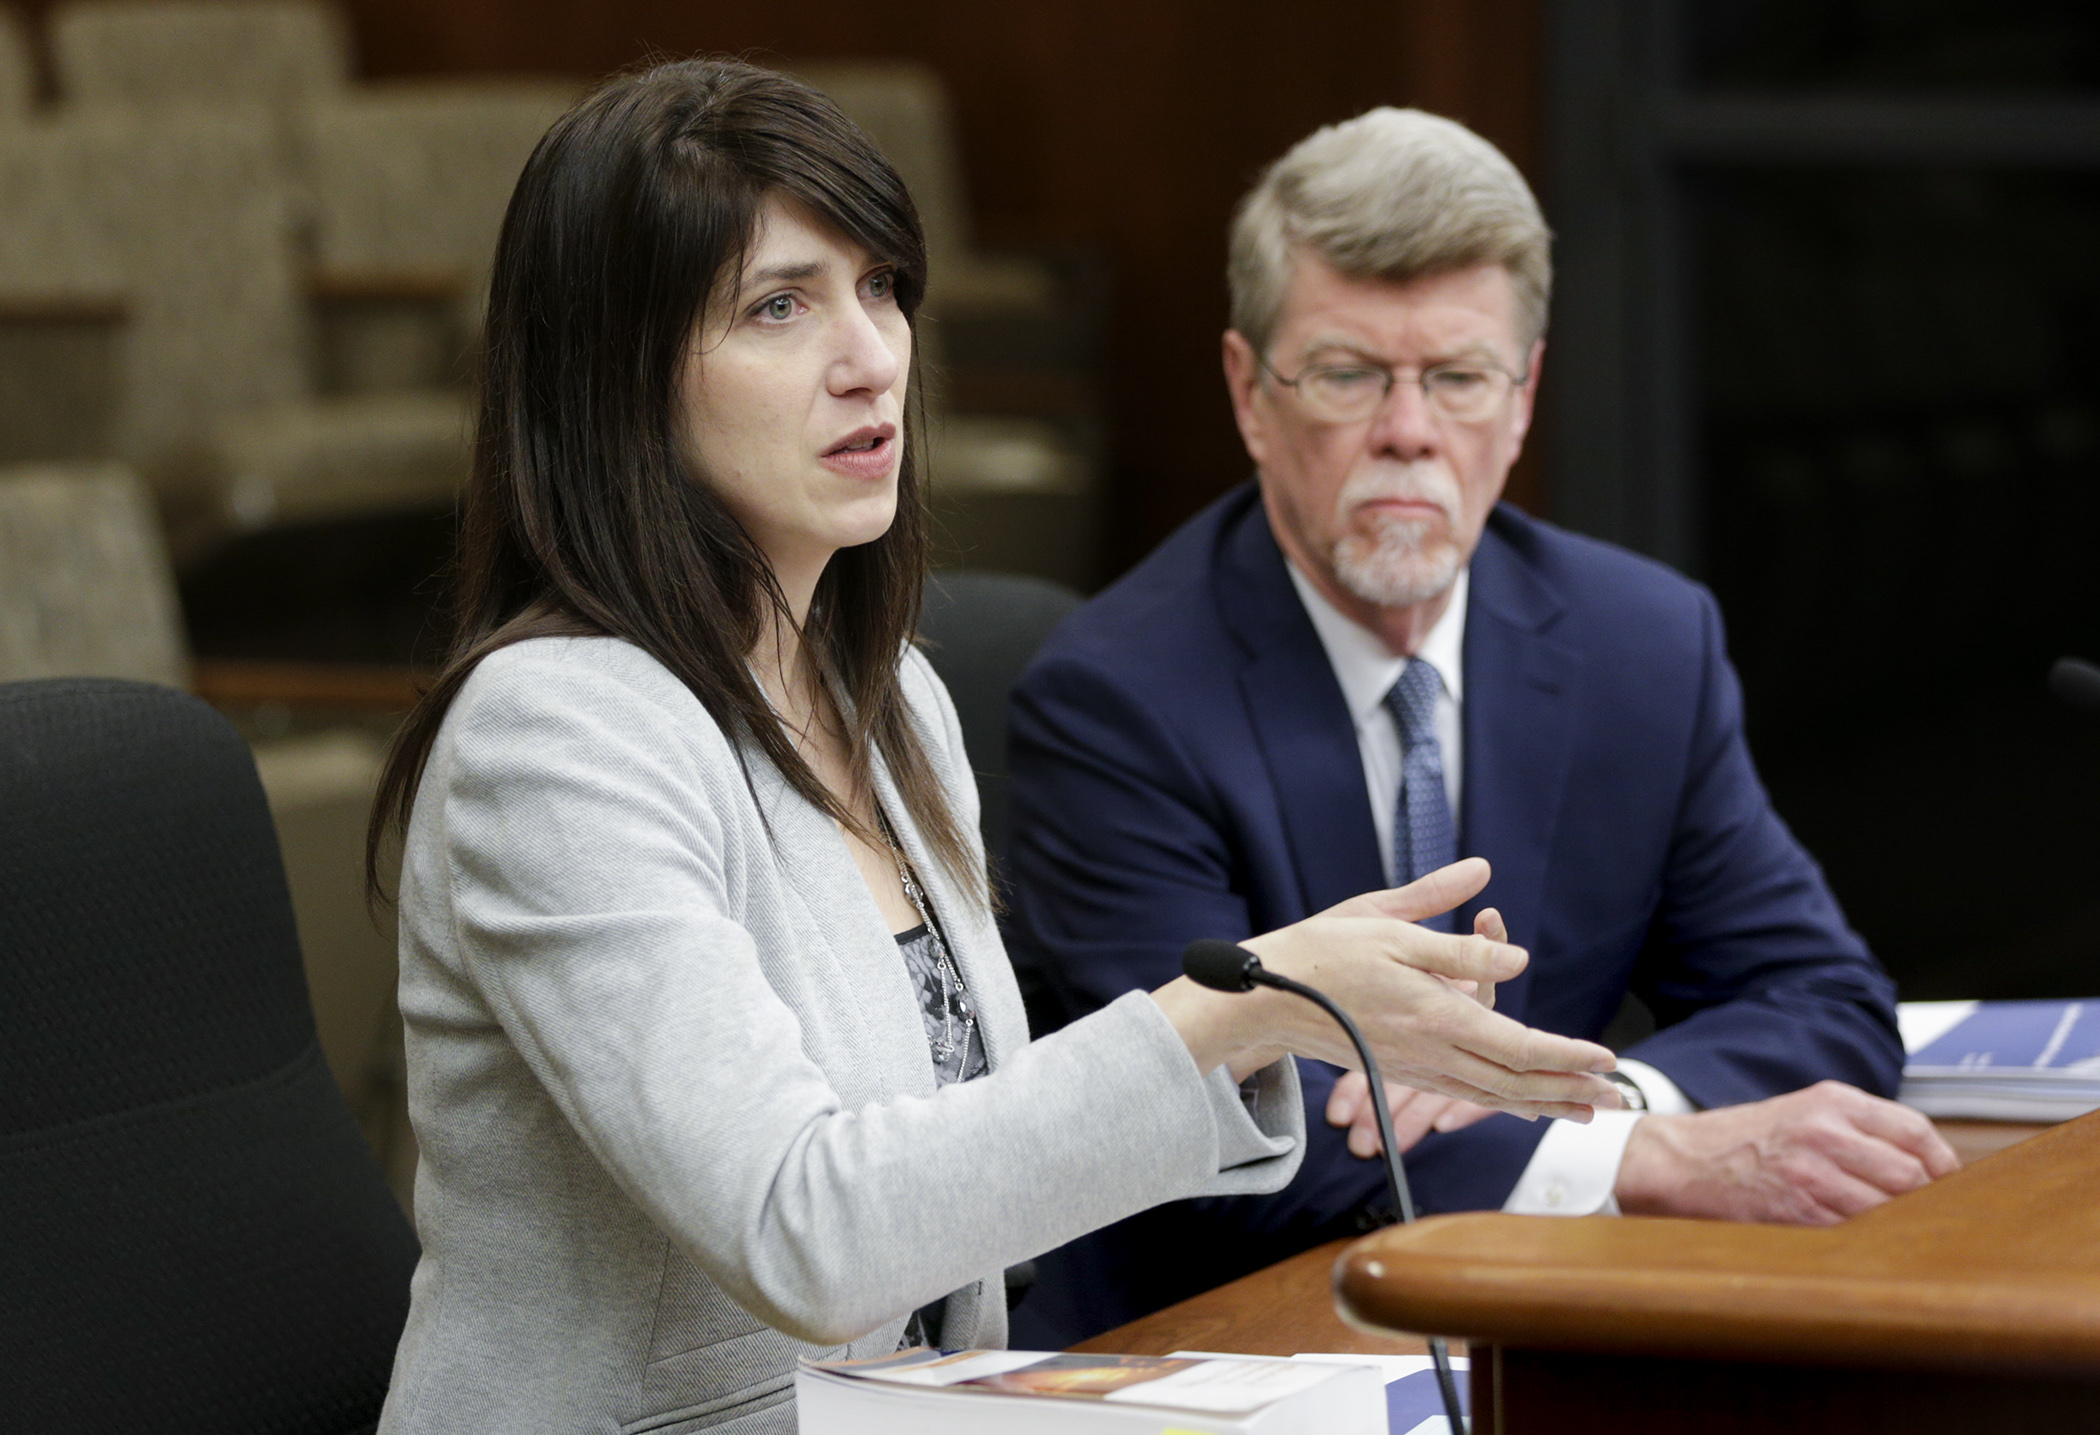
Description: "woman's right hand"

(1155, 858), (1620, 1122)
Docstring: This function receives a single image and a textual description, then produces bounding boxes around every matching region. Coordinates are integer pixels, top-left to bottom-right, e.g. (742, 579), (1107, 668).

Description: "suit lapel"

(1458, 512), (1583, 1018)
(1215, 493), (1386, 919)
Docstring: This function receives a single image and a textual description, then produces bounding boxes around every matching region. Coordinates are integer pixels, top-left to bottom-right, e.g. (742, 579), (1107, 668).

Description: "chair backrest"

(303, 79), (579, 316)
(0, 109), (306, 481)
(0, 462), (412, 1200)
(0, 8), (33, 122)
(916, 568), (1082, 856)
(792, 60), (1052, 317)
(50, 0), (350, 110)
(0, 676), (417, 1433)
(0, 117), (128, 300)
(0, 461), (186, 686)
(0, 113), (132, 466)
(794, 62), (971, 279)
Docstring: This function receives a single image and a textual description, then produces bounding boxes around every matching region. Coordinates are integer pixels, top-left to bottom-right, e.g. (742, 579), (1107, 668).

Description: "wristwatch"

(1603, 1069), (1649, 1113)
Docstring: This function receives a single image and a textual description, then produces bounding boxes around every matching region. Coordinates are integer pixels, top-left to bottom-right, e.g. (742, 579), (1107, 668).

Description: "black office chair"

(917, 569), (1084, 860)
(0, 678), (418, 1435)
(917, 568), (1084, 1068)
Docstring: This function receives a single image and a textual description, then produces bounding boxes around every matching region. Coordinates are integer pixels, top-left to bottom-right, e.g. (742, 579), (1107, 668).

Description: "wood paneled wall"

(25, 0), (1545, 569)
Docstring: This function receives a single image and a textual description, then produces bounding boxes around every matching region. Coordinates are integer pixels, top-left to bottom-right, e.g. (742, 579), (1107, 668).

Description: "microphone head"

(2049, 657), (2100, 716)
(1182, 939), (1262, 992)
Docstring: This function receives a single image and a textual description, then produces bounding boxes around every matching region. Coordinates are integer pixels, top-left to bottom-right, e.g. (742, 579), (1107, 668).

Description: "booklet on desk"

(794, 1348), (1386, 1434)
(1281, 1353), (1472, 1435)
(1898, 999), (2100, 1121)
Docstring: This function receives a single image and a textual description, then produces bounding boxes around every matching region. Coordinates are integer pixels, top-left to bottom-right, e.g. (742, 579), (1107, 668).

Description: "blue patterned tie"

(1384, 660), (1458, 932)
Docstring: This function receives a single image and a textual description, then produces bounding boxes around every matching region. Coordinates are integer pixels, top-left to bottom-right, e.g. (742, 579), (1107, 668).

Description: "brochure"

(1897, 999), (2100, 1121)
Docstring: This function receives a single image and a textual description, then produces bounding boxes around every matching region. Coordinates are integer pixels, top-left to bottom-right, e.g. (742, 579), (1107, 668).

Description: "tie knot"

(1385, 660), (1443, 741)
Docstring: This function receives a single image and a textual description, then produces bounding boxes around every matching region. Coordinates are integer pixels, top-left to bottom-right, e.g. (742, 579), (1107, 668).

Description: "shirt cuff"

(1617, 1058), (1697, 1114)
(1502, 1109), (1645, 1216)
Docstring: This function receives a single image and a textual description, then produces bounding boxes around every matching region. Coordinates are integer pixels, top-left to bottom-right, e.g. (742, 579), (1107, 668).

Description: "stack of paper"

(1898, 1000), (2100, 1121)
(794, 1348), (1387, 1434)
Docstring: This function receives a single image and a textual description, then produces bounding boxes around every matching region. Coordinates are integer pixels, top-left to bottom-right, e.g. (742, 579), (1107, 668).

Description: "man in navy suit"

(1004, 108), (1958, 1344)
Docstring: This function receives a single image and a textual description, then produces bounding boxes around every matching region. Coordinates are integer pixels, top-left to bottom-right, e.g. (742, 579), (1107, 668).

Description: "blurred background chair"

(5, 6), (1116, 666)
(798, 60), (1108, 591)
(0, 111), (151, 479)
(0, 461), (185, 686)
(45, 0), (351, 274)
(34, 108), (312, 532)
(49, 0), (351, 109)
(0, 7), (31, 121)
(792, 59), (1053, 318)
(47, 12), (476, 556)
(301, 77), (578, 363)
(0, 2), (567, 678)
(917, 569), (1081, 1042)
(210, 75), (584, 661)
(0, 461), (413, 1201)
(0, 674), (417, 1434)
(916, 569), (1081, 859)
(0, 98), (469, 560)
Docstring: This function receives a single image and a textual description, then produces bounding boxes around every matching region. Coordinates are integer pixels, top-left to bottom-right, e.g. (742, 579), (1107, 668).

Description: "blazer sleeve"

(1618, 589), (1904, 1105)
(430, 655), (1300, 1349)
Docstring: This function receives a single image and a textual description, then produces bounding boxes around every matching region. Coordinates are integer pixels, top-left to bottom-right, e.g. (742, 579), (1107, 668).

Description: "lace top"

(895, 922), (990, 1086)
(894, 903), (987, 1351)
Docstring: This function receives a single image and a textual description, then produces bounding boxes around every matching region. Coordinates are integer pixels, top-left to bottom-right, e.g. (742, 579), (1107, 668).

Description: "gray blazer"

(376, 637), (1305, 1435)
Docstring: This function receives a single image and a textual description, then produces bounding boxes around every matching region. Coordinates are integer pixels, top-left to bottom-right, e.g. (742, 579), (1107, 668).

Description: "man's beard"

(1328, 463), (1466, 609)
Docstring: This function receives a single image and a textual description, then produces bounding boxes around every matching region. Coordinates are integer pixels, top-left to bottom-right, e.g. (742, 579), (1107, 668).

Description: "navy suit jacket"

(1001, 483), (1903, 1344)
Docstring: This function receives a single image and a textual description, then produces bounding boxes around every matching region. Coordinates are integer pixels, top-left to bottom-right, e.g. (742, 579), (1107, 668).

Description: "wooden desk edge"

(1073, 1119), (2061, 1367)
(1336, 1241), (2100, 1374)
(1336, 1117), (2098, 1375)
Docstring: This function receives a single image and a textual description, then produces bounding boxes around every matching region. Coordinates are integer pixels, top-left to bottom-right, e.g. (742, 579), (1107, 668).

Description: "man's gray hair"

(1228, 107), (1552, 356)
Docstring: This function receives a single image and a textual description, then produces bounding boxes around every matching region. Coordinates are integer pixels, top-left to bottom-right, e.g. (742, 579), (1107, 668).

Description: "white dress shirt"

(1283, 559), (1693, 1216)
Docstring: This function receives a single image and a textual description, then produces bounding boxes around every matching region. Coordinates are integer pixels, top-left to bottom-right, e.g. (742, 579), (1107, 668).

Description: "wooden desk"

(1933, 1117), (2049, 1166)
(1074, 1120), (2036, 1363)
(1334, 1117), (2092, 1432)
(1071, 1238), (1431, 1359)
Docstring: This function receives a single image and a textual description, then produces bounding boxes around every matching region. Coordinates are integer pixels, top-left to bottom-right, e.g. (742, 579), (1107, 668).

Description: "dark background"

(1543, 1), (2100, 1005)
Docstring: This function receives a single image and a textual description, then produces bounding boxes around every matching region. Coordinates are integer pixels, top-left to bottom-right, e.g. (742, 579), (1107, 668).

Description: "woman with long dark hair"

(368, 58), (1617, 1435)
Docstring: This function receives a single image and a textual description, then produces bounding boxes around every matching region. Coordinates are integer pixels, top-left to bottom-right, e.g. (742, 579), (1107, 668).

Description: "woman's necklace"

(880, 813), (975, 1068)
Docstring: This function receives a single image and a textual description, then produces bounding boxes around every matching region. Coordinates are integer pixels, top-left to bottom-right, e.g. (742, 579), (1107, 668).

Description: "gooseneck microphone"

(1183, 938), (1468, 1434)
(2049, 657), (2100, 717)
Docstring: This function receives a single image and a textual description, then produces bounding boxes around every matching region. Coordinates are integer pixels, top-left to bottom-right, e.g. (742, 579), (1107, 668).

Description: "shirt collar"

(1284, 557), (1468, 729)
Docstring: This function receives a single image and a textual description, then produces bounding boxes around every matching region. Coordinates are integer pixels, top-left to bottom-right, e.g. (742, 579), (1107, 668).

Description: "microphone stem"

(1258, 972), (1414, 1220)
(1256, 969), (1467, 1434)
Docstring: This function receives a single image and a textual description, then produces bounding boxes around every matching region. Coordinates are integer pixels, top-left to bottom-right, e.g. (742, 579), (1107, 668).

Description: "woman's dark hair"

(367, 57), (980, 905)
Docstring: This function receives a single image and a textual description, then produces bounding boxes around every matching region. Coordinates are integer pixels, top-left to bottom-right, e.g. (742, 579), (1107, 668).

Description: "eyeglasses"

(1261, 354), (1527, 425)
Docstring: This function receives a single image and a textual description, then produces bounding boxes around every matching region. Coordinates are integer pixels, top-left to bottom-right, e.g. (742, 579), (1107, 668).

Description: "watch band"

(1604, 1069), (1649, 1113)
